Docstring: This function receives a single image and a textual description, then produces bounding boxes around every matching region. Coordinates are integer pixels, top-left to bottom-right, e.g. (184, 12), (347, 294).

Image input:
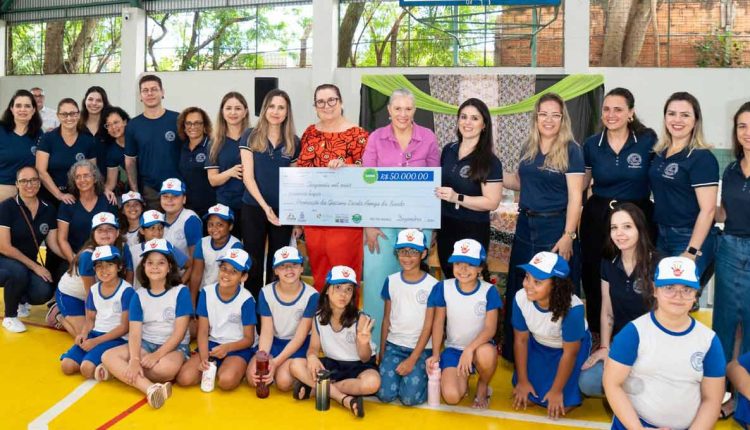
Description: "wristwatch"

(686, 246), (702, 257)
(455, 194), (464, 210)
(565, 230), (577, 240)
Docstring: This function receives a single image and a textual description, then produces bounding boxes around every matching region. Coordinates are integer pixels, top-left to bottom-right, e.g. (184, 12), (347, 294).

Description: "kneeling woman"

(289, 266), (380, 418)
(603, 256), (726, 429)
(100, 239), (193, 409)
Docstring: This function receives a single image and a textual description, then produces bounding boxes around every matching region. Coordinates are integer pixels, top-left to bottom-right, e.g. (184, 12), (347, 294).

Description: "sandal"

(291, 378), (312, 400)
(146, 384), (167, 409)
(341, 395), (364, 418)
(473, 387), (493, 409)
(94, 364), (110, 382)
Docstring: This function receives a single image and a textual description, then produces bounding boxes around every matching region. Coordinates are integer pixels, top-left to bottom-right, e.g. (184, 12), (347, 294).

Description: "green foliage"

(694, 28), (744, 68)
(9, 23), (44, 74)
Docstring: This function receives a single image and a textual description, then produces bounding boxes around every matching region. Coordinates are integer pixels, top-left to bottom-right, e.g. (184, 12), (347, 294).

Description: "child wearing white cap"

(159, 178), (202, 281)
(177, 248), (258, 391)
(426, 238), (500, 409)
(188, 204), (242, 305)
(289, 266), (380, 418)
(60, 246), (133, 380)
(101, 238), (194, 409)
(248, 246), (319, 393)
(55, 212), (122, 338)
(511, 251), (591, 419)
(377, 229), (438, 406)
(124, 210), (189, 290)
(604, 256), (726, 430)
(119, 191), (145, 247)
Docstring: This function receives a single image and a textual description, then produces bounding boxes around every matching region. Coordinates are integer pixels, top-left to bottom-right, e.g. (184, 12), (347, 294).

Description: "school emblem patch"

(228, 313), (242, 324)
(165, 131), (176, 142)
(690, 351), (704, 372)
(626, 153), (642, 168)
(113, 301), (122, 313)
(474, 301), (487, 317)
(416, 289), (429, 305)
(30, 146), (37, 155)
(195, 153), (206, 163)
(459, 165), (471, 179)
(663, 163), (679, 178)
(75, 153), (85, 161)
(294, 309), (304, 321)
(345, 331), (356, 344)
(163, 306), (175, 321)
(39, 223), (49, 235)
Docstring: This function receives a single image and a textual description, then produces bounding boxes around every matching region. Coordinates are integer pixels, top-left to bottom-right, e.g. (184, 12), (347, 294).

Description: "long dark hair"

(136, 251), (182, 290)
(732, 101), (750, 161)
(549, 277), (574, 322)
(79, 86), (111, 131)
(603, 87), (648, 135)
(455, 98), (494, 182)
(1, 90), (42, 137)
(605, 202), (656, 309)
(316, 282), (359, 328)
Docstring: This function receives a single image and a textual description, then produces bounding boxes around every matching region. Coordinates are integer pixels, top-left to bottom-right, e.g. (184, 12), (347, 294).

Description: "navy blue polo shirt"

(649, 148), (718, 227)
(0, 126), (41, 185)
(37, 128), (96, 190)
(239, 130), (301, 209)
(105, 142), (125, 170)
(124, 110), (182, 190)
(0, 196), (56, 261)
(583, 129), (657, 200)
(57, 195), (117, 253)
(518, 142), (585, 212)
(721, 161), (750, 236)
(179, 137), (216, 216)
(601, 255), (652, 335)
(83, 128), (110, 177)
(440, 141), (503, 223)
(205, 137), (244, 210)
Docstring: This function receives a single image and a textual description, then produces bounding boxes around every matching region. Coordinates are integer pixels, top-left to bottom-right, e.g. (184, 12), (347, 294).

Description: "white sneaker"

(2, 317), (27, 333)
(17, 303), (31, 318)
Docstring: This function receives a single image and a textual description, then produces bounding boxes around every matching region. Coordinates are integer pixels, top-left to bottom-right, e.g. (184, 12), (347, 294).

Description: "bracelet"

(597, 346), (610, 351)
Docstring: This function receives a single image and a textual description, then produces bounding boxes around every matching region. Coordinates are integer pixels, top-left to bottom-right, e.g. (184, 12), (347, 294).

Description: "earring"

(628, 117), (634, 122)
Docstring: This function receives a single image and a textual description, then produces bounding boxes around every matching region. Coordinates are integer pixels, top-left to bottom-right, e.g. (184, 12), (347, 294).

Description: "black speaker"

(254, 77), (279, 116)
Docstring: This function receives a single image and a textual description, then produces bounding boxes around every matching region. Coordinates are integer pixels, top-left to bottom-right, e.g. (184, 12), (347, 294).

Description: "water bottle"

(200, 360), (217, 393)
(315, 369), (331, 411)
(427, 361), (441, 406)
(256, 351), (270, 399)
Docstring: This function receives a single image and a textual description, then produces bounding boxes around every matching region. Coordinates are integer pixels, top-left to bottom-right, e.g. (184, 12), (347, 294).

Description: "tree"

(339, 2), (366, 66)
(600, 0), (659, 66)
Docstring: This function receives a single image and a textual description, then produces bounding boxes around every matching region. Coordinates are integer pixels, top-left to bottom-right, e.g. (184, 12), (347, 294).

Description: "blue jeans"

(0, 256), (54, 318)
(578, 360), (604, 397)
(712, 234), (750, 362)
(377, 342), (430, 406)
(656, 224), (717, 284)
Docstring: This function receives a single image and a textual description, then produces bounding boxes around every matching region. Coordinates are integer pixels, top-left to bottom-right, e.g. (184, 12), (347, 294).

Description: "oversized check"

(279, 167), (441, 228)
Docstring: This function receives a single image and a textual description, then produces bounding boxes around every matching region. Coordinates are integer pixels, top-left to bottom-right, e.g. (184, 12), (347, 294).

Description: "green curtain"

(361, 73), (604, 115)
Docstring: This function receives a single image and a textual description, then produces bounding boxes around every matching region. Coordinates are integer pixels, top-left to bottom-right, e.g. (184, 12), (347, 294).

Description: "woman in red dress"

(298, 84), (368, 291)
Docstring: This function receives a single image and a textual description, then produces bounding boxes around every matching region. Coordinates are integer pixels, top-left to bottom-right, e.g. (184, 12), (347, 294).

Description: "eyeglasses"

(104, 120), (123, 130)
(58, 111), (80, 119)
(314, 97), (339, 108)
(537, 112), (563, 121)
(396, 248), (422, 257)
(140, 87), (161, 95)
(17, 178), (40, 186)
(660, 285), (698, 299)
(185, 121), (204, 129)
(75, 173), (93, 181)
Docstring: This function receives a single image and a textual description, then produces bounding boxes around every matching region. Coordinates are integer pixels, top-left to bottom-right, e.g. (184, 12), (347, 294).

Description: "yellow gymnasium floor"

(1, 301), (742, 430)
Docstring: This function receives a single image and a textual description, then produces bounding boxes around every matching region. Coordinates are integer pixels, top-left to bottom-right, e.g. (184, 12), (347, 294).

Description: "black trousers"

(241, 204), (293, 298)
(579, 195), (655, 333)
(436, 215), (490, 279)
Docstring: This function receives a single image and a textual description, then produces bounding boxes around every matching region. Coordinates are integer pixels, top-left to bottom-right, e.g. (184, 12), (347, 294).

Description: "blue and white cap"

(654, 256), (699, 289)
(217, 248), (252, 272)
(272, 246), (304, 268)
(203, 203), (234, 222)
(159, 178), (186, 196)
(395, 229), (426, 252)
(140, 210), (166, 228)
(140, 238), (173, 257)
(121, 191), (144, 206)
(326, 265), (358, 286)
(518, 251), (570, 280)
(447, 238), (486, 266)
(91, 245), (121, 263)
(91, 212), (119, 229)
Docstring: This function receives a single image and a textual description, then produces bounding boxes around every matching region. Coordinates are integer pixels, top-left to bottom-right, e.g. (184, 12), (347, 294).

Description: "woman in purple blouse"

(361, 88), (440, 346)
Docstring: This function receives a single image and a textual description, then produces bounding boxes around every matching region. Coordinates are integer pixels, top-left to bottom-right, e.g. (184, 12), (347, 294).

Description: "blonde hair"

(520, 93), (576, 172)
(210, 92), (250, 164)
(249, 89), (296, 156)
(653, 92), (712, 155)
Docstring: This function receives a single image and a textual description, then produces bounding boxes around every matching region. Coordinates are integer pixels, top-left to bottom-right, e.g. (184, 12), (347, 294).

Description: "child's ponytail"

(549, 277), (574, 322)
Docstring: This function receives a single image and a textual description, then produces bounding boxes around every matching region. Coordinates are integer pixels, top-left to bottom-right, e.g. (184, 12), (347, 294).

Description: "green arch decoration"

(361, 73), (604, 116)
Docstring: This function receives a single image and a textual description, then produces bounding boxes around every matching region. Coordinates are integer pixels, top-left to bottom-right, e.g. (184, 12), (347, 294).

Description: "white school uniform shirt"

(124, 229), (140, 247)
(511, 288), (588, 349)
(163, 208), (201, 257)
(124, 241), (189, 290)
(427, 279), (502, 350)
(57, 249), (94, 300)
(381, 272), (438, 349)
(197, 283), (258, 346)
(129, 285), (193, 346)
(609, 312), (726, 429)
(315, 314), (377, 362)
(86, 279), (134, 338)
(193, 235), (242, 287)
(258, 281), (319, 340)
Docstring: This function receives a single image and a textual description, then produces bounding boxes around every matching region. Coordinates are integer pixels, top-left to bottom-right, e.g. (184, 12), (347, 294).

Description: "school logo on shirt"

(113, 301), (122, 313)
(176, 231), (186, 241)
(30, 146), (37, 155)
(459, 165), (471, 179)
(663, 162), (679, 179)
(165, 131), (176, 142)
(345, 331), (356, 344)
(416, 289), (429, 305)
(195, 153), (206, 163)
(228, 313), (242, 324)
(626, 153), (642, 169)
(163, 306), (176, 321)
(474, 300), (487, 317)
(39, 223), (49, 235)
(631, 279), (643, 295)
(294, 309), (304, 321)
(690, 351), (704, 372)
(75, 153), (85, 161)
